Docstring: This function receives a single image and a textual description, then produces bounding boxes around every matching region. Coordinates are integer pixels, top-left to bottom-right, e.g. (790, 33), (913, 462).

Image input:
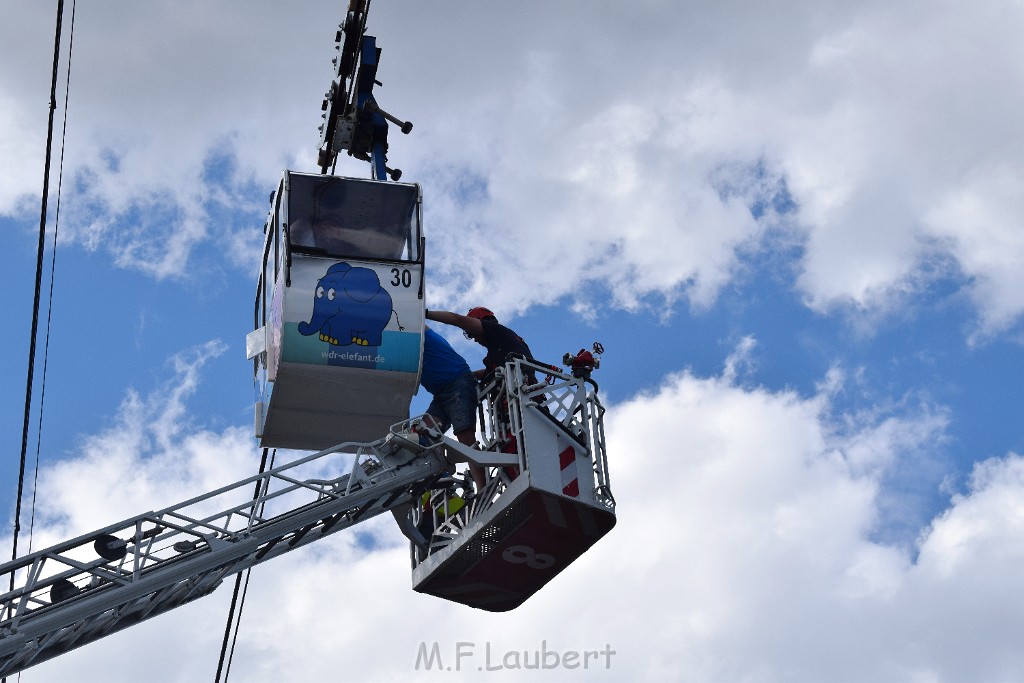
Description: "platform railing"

(411, 357), (614, 568)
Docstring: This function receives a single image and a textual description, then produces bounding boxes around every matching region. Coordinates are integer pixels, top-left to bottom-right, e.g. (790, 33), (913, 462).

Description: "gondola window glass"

(287, 174), (419, 261)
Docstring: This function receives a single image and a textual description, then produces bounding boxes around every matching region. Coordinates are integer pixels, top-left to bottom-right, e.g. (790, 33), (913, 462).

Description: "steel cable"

(27, 0), (77, 558)
(215, 448), (276, 682)
(10, 0), (66, 590)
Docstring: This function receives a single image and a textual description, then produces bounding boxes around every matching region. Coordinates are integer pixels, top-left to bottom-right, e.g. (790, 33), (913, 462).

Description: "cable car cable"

(216, 447), (276, 682)
(9, 0), (66, 592)
(213, 573), (246, 683)
(221, 566), (255, 682)
(214, 447), (276, 682)
(27, 0), (78, 558)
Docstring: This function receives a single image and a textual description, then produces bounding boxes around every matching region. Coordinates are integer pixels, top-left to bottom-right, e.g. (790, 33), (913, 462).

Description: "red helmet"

(466, 306), (496, 320)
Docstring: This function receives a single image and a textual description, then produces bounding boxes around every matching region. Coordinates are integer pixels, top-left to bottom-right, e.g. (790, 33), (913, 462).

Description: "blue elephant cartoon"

(298, 263), (393, 347)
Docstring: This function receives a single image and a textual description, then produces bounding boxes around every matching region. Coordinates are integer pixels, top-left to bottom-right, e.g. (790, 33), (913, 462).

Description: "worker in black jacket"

(425, 306), (534, 379)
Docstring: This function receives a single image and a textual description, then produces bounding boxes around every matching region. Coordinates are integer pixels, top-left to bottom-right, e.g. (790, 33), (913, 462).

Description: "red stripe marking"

(559, 446), (575, 469)
(559, 446), (579, 497)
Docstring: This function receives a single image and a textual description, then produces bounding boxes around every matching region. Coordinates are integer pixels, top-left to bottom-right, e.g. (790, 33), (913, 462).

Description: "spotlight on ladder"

(93, 526), (164, 561)
(93, 534), (128, 561)
(50, 578), (80, 603)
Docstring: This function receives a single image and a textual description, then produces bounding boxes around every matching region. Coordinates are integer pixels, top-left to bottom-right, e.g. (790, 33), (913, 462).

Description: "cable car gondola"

(248, 171), (425, 450)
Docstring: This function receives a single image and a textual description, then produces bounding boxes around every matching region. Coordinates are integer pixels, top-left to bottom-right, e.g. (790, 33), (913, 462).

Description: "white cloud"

(924, 165), (1024, 341)
(771, 2), (1024, 334)
(1, 2), (335, 278)
(722, 334), (758, 384)
(402, 0), (1024, 334)
(8, 342), (1024, 681)
(4, 1), (1023, 333)
(27, 340), (235, 541)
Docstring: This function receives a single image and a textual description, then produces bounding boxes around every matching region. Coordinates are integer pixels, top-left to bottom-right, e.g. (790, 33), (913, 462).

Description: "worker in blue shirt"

(421, 326), (485, 489)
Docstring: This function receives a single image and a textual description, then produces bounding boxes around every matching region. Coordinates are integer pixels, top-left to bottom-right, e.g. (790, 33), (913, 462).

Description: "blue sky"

(3, 1), (1024, 681)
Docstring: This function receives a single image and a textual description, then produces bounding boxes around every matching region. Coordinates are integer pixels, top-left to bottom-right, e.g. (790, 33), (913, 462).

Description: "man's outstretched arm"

(425, 309), (484, 338)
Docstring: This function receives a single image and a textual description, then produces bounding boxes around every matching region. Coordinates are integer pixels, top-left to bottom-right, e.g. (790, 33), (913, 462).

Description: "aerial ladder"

(2, 2), (615, 676)
(0, 351), (613, 677)
(0, 420), (446, 677)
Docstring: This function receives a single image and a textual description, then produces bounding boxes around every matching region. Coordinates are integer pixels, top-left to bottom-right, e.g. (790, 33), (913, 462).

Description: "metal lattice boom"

(0, 420), (448, 677)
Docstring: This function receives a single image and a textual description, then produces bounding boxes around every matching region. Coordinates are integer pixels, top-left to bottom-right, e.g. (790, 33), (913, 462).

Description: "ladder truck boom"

(0, 419), (449, 678)
(1, 355), (616, 677)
